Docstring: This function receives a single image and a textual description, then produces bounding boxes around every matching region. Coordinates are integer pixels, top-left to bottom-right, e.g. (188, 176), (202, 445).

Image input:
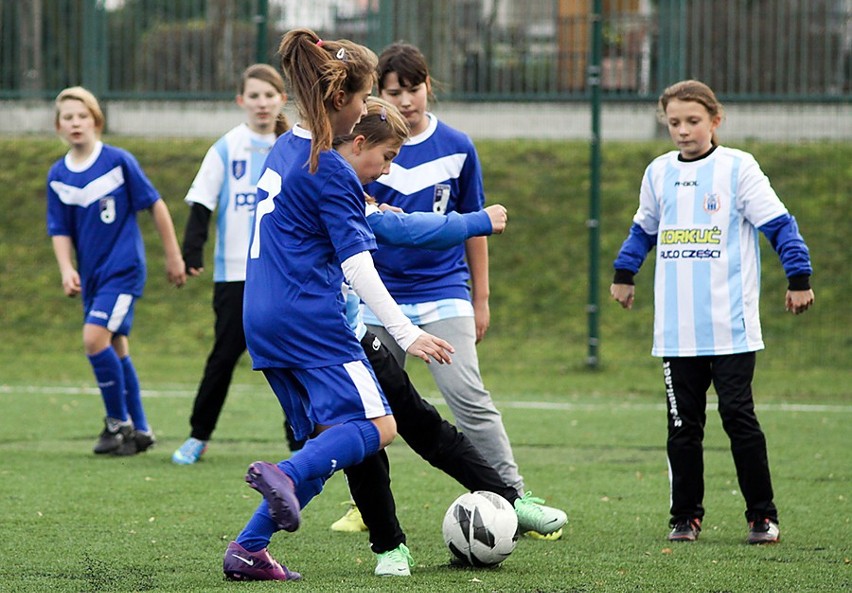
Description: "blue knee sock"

(88, 347), (127, 421)
(121, 356), (149, 433)
(236, 421), (380, 552)
(279, 420), (380, 490)
(235, 476), (324, 553)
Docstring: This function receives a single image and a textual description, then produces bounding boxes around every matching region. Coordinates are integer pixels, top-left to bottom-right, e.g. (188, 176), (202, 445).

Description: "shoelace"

(517, 492), (546, 515)
(384, 545), (413, 566)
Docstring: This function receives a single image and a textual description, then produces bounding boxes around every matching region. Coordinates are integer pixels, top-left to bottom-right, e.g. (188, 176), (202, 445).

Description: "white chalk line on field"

(2, 384), (851, 414)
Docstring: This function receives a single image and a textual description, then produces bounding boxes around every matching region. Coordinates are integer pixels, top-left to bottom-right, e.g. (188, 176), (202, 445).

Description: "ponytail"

(278, 28), (377, 173)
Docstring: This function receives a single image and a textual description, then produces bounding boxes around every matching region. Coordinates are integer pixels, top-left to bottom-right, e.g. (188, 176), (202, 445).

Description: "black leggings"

(664, 353), (777, 524)
(346, 332), (517, 553)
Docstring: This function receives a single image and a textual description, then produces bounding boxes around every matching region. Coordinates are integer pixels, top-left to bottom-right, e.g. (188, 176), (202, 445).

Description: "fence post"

(255, 0), (268, 64)
(81, 0), (107, 97)
(656, 0), (686, 91)
(587, 0), (602, 369)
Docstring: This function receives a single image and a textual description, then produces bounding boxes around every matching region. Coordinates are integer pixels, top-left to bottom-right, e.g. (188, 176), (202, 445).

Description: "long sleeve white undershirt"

(341, 251), (424, 352)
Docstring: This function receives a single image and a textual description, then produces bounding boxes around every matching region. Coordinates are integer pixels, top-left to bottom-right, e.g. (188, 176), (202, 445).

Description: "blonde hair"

(658, 79), (725, 145)
(278, 28), (378, 173)
(239, 63), (290, 137)
(54, 86), (105, 134)
(334, 97), (409, 151)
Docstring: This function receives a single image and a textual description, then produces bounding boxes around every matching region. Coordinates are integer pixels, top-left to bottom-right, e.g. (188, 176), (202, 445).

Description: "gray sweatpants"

(366, 316), (524, 494)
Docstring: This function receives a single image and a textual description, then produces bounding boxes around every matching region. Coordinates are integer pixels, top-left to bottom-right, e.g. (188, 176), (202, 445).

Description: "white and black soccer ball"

(442, 491), (519, 567)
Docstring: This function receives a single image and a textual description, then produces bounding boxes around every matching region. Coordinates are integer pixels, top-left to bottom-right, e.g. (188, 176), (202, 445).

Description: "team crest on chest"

(433, 184), (451, 214)
(703, 193), (721, 214)
(232, 160), (247, 180)
(99, 196), (116, 224)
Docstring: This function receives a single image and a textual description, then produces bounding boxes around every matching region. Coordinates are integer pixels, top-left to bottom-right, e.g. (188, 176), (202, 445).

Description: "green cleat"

(514, 491), (567, 539)
(374, 543), (413, 577)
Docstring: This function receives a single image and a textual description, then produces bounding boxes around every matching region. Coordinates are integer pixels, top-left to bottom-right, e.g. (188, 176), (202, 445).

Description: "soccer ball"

(442, 491), (519, 567)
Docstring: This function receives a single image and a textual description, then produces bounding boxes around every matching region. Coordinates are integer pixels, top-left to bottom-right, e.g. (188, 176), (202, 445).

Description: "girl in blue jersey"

(361, 43), (565, 540)
(610, 80), (814, 545)
(172, 64), (294, 465)
(47, 86), (186, 456)
(223, 29), (453, 582)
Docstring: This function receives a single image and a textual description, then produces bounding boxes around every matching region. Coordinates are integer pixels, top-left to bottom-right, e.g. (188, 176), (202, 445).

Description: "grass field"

(0, 137), (849, 591)
(0, 382), (849, 592)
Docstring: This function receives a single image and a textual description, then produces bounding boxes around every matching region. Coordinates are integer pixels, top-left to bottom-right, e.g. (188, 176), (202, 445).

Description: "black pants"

(346, 332), (517, 553)
(664, 352), (777, 525)
(189, 282), (301, 451)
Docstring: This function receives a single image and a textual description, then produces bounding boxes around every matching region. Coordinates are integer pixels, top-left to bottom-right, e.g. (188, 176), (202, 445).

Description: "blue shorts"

(263, 360), (391, 442)
(83, 292), (136, 336)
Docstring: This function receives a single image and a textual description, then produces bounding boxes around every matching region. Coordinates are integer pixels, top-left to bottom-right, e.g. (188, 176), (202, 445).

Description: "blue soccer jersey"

(46, 141), (160, 300)
(243, 126), (377, 369)
(184, 123), (276, 282)
(365, 114), (486, 304)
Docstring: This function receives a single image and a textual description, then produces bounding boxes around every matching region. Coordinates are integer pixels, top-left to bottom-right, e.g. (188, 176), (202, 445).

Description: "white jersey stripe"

(343, 360), (386, 419)
(107, 294), (133, 332)
(49, 166), (124, 208)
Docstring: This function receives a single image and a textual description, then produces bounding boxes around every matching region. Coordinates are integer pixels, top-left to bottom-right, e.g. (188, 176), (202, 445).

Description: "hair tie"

(336, 48), (346, 60)
(316, 39), (324, 47)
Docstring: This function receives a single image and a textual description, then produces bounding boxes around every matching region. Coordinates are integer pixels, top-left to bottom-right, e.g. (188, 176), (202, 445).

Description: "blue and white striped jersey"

(46, 141), (160, 300)
(630, 146), (792, 357)
(184, 123), (276, 282)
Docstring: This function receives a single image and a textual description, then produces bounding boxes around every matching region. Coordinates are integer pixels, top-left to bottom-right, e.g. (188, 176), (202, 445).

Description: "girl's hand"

(61, 269), (81, 297)
(785, 289), (814, 315)
(485, 204), (508, 234)
(610, 283), (635, 309)
(406, 332), (454, 364)
(166, 254), (187, 288)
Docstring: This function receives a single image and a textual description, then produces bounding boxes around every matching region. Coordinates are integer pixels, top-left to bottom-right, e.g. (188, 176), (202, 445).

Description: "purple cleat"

(223, 541), (301, 581)
(245, 461), (301, 532)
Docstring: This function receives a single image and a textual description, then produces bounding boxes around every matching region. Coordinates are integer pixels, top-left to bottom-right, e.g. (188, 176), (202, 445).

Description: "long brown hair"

(658, 79), (725, 146)
(278, 28), (377, 173)
(239, 63), (290, 137)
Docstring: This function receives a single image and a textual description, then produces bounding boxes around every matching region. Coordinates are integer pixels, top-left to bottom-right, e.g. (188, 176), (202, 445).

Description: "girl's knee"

(372, 415), (397, 448)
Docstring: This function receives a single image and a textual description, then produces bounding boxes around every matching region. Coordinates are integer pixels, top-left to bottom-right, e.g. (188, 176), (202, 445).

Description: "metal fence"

(2, 0), (850, 102)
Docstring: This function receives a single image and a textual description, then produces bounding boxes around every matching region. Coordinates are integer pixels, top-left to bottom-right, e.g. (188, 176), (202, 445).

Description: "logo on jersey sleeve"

(232, 160), (247, 180)
(433, 184), (451, 214)
(99, 197), (116, 223)
(703, 193), (721, 213)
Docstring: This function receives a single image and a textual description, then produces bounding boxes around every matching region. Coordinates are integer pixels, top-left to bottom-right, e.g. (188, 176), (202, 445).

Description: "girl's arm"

(610, 222), (657, 310)
(51, 235), (81, 297)
(759, 213), (815, 315)
(182, 202), (212, 275)
(465, 236), (490, 343)
(341, 251), (454, 364)
(367, 205), (505, 250)
(149, 199), (187, 287)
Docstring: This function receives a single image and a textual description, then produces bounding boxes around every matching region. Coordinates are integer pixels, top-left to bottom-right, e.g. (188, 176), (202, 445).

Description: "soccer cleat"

(223, 540), (301, 581)
(747, 518), (781, 544)
(514, 491), (567, 538)
(93, 417), (134, 455)
(172, 437), (207, 465)
(330, 501), (368, 532)
(133, 430), (156, 454)
(114, 429), (156, 456)
(668, 518), (701, 542)
(374, 543), (413, 577)
(525, 528), (563, 541)
(245, 461), (301, 532)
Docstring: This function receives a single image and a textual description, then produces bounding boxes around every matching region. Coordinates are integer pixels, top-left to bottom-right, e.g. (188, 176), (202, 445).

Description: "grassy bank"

(0, 136), (849, 400)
